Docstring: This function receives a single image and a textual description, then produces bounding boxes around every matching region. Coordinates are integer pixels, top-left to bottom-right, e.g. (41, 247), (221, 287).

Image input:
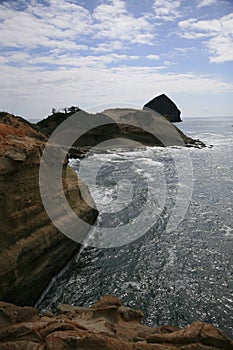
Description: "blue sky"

(0, 0), (232, 119)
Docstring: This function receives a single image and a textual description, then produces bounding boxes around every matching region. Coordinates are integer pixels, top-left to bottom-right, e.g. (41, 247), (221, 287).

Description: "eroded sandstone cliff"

(0, 112), (98, 306)
(0, 296), (232, 349)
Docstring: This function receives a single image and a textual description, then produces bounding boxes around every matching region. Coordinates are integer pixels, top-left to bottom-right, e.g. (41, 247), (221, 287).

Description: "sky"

(0, 0), (233, 120)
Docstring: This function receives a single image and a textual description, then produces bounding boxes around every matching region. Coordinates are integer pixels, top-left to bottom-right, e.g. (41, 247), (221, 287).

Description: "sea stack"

(143, 94), (182, 122)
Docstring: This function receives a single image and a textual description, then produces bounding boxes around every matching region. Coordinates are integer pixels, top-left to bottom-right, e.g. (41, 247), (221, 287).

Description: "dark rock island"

(144, 94), (182, 123)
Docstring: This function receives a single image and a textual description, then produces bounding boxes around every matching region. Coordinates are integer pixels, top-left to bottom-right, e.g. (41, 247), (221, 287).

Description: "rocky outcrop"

(36, 108), (204, 157)
(0, 112), (98, 306)
(0, 296), (232, 349)
(143, 94), (182, 123)
(36, 109), (121, 146)
(37, 108), (81, 136)
(102, 108), (204, 147)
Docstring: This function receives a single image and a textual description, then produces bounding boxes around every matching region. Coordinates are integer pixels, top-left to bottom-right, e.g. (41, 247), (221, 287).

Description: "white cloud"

(1, 50), (140, 68)
(93, 0), (154, 44)
(179, 17), (221, 34)
(174, 47), (195, 54)
(0, 0), (155, 54)
(51, 53), (140, 67)
(153, 0), (181, 21)
(197, 0), (217, 9)
(0, 1), (92, 51)
(91, 41), (123, 53)
(1, 60), (232, 118)
(207, 35), (233, 63)
(146, 55), (160, 60)
(0, 0), (232, 118)
(1, 51), (31, 64)
(179, 13), (233, 63)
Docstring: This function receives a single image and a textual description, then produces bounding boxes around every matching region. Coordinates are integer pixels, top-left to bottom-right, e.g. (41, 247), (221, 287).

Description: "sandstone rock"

(147, 321), (233, 349)
(0, 297), (232, 350)
(0, 112), (98, 306)
(0, 340), (45, 349)
(45, 331), (113, 350)
(92, 295), (123, 309)
(0, 302), (38, 329)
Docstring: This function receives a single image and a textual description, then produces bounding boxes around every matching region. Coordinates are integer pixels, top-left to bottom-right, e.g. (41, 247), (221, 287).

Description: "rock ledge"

(0, 296), (232, 350)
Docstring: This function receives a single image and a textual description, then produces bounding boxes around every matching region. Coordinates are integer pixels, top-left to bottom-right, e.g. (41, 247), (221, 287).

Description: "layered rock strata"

(0, 112), (98, 306)
(0, 296), (232, 350)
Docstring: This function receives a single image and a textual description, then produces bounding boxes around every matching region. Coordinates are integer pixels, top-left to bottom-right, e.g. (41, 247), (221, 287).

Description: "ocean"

(38, 115), (233, 338)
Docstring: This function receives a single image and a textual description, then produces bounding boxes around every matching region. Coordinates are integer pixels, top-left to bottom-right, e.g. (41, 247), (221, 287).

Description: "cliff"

(0, 296), (232, 349)
(101, 108), (195, 146)
(0, 112), (98, 306)
(36, 108), (204, 155)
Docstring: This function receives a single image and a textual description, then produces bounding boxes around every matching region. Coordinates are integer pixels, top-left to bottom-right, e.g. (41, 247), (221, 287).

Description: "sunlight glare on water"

(38, 116), (233, 338)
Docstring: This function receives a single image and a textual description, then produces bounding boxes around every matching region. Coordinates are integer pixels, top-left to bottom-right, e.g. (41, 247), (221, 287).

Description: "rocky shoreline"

(0, 296), (232, 349)
(1, 110), (230, 349)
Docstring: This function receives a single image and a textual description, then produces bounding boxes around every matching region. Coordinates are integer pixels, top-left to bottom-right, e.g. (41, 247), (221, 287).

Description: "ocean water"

(38, 116), (233, 338)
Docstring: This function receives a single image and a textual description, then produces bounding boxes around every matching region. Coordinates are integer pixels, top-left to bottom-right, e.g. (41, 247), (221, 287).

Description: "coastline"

(0, 111), (232, 348)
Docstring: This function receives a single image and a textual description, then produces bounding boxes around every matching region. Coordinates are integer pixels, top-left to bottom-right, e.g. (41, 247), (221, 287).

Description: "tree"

(69, 106), (79, 113)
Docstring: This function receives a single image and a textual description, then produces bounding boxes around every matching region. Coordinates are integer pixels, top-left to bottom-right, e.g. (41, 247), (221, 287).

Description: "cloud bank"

(0, 0), (232, 118)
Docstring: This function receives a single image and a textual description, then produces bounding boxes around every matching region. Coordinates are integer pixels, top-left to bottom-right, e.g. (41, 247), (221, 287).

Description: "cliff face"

(0, 113), (98, 306)
(36, 109), (204, 153)
(102, 108), (179, 146)
(0, 296), (232, 349)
